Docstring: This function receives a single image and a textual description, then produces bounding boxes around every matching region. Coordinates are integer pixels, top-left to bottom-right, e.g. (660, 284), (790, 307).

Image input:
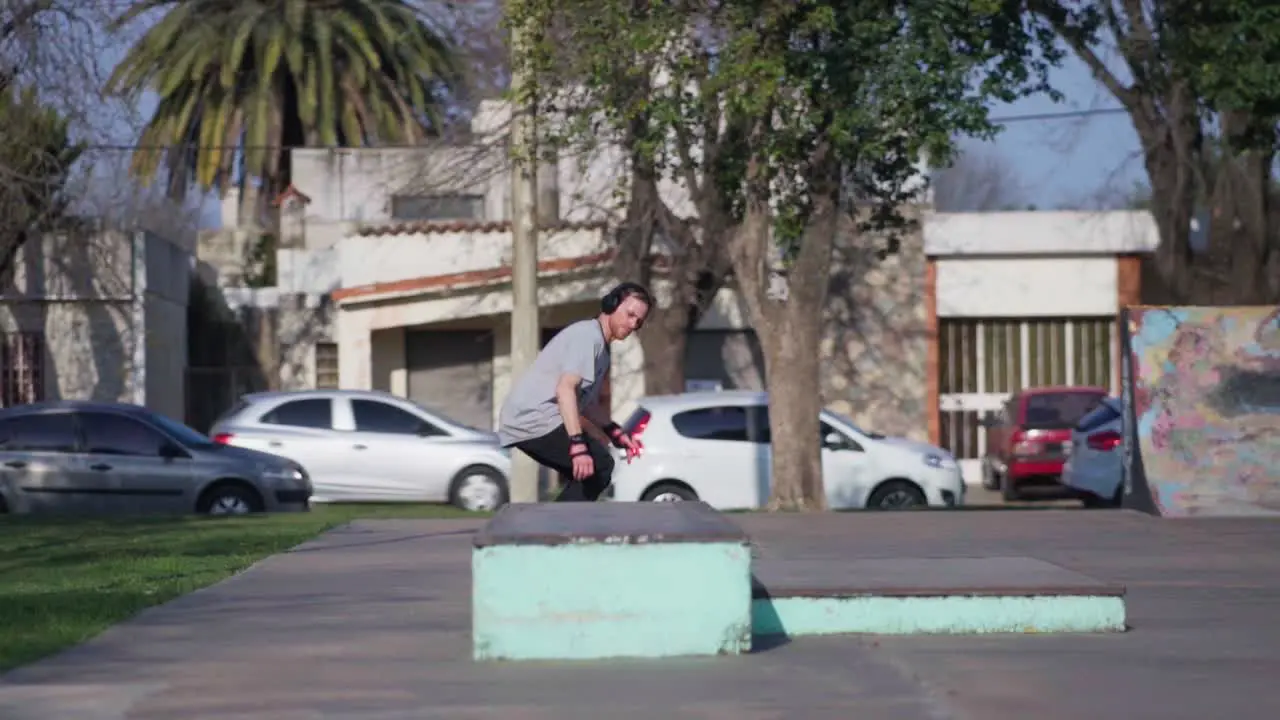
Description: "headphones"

(601, 281), (652, 315)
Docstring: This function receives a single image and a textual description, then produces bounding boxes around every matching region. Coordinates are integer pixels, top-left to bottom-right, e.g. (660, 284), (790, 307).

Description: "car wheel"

(1083, 484), (1123, 509)
(449, 466), (508, 512)
(198, 482), (264, 516)
(641, 482), (698, 503)
(981, 459), (1000, 490)
(1001, 475), (1021, 502)
(866, 480), (927, 510)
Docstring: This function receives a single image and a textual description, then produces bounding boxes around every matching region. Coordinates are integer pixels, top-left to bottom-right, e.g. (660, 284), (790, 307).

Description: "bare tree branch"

(930, 145), (1030, 212)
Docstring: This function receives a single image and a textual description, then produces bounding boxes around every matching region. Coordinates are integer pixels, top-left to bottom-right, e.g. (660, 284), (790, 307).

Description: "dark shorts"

(511, 425), (615, 502)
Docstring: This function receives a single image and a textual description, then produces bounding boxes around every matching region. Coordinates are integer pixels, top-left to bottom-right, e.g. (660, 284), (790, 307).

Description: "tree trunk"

(759, 308), (826, 511)
(729, 148), (839, 511)
(638, 305), (689, 395)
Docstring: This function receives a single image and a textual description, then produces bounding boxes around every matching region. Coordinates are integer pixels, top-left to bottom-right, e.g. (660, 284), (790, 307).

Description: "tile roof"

(272, 184), (312, 207)
(355, 219), (609, 237)
(331, 251), (616, 303)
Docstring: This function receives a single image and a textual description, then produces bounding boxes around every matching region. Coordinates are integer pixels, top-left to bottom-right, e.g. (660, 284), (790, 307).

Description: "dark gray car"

(0, 401), (311, 516)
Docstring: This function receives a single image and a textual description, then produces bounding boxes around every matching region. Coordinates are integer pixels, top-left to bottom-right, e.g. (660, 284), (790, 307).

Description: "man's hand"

(568, 434), (594, 480)
(603, 422), (643, 462)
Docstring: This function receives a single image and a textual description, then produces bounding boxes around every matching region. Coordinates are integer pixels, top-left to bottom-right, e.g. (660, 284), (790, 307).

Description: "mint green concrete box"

(752, 594), (1127, 636)
(750, 556), (1128, 638)
(471, 502), (753, 662)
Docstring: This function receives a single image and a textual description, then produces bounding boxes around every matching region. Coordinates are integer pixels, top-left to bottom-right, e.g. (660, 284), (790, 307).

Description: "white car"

(1062, 395), (1124, 508)
(608, 391), (965, 510)
(209, 390), (512, 512)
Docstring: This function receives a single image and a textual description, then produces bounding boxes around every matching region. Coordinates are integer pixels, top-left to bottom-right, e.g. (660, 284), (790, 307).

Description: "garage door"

(406, 329), (495, 430)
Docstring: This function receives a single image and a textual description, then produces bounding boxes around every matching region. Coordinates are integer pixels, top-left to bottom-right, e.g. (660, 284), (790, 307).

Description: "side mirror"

(159, 442), (187, 459)
(822, 432), (847, 450)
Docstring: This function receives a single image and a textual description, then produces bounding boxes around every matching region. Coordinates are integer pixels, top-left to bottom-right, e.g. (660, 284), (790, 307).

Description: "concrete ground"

(3, 506), (1280, 719)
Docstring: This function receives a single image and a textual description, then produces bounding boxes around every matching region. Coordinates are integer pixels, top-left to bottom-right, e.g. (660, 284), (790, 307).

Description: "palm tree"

(107, 0), (463, 225)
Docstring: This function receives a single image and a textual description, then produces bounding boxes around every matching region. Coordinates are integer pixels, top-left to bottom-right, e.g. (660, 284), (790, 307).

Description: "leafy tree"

(106, 0), (464, 225)
(1031, 0), (1280, 304)
(0, 77), (85, 275)
(517, 0), (1063, 509)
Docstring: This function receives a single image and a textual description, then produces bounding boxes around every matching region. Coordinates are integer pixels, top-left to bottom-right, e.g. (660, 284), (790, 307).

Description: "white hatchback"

(608, 391), (965, 510)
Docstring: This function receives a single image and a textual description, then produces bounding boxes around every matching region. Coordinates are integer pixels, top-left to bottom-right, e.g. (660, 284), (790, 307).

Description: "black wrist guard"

(568, 433), (588, 456)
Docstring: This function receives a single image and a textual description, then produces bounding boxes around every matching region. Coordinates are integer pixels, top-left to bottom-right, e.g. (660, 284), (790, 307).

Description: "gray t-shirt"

(497, 318), (610, 446)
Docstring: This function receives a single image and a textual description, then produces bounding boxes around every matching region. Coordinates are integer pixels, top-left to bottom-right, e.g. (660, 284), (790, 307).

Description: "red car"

(980, 386), (1109, 502)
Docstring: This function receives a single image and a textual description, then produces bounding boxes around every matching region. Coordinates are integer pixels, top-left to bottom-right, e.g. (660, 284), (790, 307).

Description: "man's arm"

(556, 378), (613, 446)
(554, 373), (586, 436)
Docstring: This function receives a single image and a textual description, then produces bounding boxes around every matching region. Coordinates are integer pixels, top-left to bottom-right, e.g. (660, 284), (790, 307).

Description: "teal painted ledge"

(752, 594), (1127, 637)
(473, 542), (753, 661)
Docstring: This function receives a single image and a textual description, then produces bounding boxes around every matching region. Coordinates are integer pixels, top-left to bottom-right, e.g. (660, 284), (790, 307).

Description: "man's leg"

(512, 426), (614, 503)
(577, 435), (615, 501)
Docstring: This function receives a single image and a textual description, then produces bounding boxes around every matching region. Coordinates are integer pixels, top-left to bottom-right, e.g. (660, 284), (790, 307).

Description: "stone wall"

(820, 207), (929, 441)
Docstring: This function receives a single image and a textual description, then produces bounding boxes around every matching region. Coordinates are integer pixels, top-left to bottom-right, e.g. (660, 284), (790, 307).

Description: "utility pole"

(507, 1), (540, 504)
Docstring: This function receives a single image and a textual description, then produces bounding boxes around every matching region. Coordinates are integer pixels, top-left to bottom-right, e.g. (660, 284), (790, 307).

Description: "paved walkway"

(2, 510), (1280, 719)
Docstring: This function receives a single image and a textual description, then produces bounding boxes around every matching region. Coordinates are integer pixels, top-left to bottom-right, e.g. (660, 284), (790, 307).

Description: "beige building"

(0, 226), (192, 420)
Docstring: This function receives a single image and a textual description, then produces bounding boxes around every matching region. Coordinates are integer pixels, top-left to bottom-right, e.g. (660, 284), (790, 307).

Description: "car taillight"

(1086, 430), (1122, 452)
(212, 432), (234, 445)
(1011, 430), (1041, 456)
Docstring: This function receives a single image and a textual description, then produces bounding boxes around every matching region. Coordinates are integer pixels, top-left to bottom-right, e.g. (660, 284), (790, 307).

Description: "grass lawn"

(0, 503), (484, 673)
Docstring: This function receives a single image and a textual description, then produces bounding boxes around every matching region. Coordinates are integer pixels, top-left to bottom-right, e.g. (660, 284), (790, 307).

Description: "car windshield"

(824, 410), (885, 440)
(1024, 391), (1107, 430)
(149, 412), (219, 449)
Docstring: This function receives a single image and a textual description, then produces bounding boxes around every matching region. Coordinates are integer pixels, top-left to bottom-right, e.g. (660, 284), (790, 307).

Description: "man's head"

(599, 282), (652, 341)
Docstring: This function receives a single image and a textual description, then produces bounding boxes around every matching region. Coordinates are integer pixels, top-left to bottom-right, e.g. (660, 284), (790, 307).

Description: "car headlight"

(923, 453), (957, 470)
(262, 466), (305, 483)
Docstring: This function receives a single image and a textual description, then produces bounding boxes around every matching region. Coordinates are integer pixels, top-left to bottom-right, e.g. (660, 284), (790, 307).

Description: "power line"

(991, 106), (1128, 123)
(75, 106), (1133, 152)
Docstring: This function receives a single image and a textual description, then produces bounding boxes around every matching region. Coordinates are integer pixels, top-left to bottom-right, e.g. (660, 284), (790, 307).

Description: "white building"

(1, 226), (192, 420)
(203, 99), (1160, 485)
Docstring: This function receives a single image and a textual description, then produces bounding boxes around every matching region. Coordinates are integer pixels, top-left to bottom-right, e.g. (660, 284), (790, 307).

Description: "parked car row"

(1, 383), (1130, 518)
(0, 388), (967, 516)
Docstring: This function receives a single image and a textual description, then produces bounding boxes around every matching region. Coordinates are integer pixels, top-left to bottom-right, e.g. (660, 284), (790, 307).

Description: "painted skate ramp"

(1120, 305), (1280, 517)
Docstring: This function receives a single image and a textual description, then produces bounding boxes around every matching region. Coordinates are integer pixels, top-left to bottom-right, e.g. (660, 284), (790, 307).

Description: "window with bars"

(938, 317), (1115, 395)
(390, 194), (485, 222)
(314, 342), (339, 389)
(0, 332), (45, 407)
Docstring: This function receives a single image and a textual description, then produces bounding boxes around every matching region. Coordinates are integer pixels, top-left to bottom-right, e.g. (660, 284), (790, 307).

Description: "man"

(497, 282), (651, 502)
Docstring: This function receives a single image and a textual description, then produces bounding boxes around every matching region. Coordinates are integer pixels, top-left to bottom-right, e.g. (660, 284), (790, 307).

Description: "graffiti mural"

(1123, 305), (1280, 517)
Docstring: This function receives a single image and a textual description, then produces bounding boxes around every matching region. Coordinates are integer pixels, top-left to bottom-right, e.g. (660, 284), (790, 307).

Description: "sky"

(83, 10), (1148, 229)
(971, 51), (1147, 211)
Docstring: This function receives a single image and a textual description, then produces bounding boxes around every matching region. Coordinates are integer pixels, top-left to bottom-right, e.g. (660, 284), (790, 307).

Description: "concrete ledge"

(472, 502), (752, 661)
(753, 594), (1126, 636)
(750, 556), (1127, 637)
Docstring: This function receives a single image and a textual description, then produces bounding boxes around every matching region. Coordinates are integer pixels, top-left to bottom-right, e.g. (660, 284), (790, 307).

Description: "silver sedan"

(0, 400), (311, 516)
(209, 390), (511, 512)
